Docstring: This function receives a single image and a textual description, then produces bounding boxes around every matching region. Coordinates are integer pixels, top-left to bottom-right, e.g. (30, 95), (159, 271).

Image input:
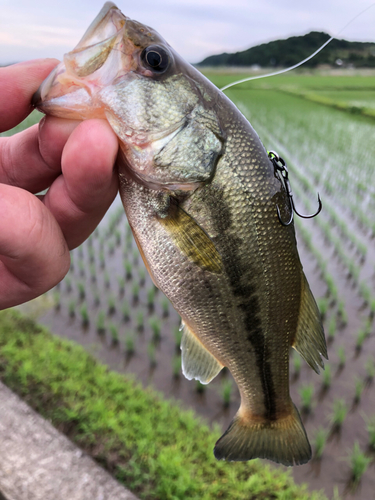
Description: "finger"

(0, 117), (80, 192)
(0, 184), (70, 310)
(43, 119), (119, 249)
(0, 59), (59, 133)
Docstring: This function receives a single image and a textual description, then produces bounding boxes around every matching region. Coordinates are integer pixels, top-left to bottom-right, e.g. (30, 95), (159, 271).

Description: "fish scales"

(33, 2), (327, 466)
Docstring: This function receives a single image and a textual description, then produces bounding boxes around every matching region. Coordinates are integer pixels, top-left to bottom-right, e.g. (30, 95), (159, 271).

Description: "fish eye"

(141, 45), (170, 73)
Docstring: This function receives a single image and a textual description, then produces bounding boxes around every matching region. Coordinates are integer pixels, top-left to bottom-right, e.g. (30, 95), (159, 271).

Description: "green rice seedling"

(68, 301), (75, 318)
(348, 442), (371, 485)
(365, 356), (375, 382)
(124, 260), (132, 280)
(359, 282), (371, 306)
(353, 377), (364, 404)
(96, 311), (106, 334)
(149, 317), (161, 342)
(356, 328), (367, 352)
(99, 250), (105, 269)
(147, 341), (157, 368)
(89, 264), (96, 283)
(161, 297), (170, 318)
(172, 355), (181, 378)
(132, 283), (140, 303)
(53, 291), (60, 310)
(299, 384), (314, 414)
(104, 271), (111, 289)
(78, 260), (85, 277)
(366, 416), (375, 450)
(77, 282), (85, 300)
(108, 241), (115, 255)
(80, 304), (89, 327)
(125, 332), (135, 355)
(122, 302), (130, 322)
(328, 316), (336, 342)
(88, 246), (95, 263)
(330, 399), (347, 431)
(147, 287), (155, 310)
(69, 252), (74, 271)
(222, 379), (232, 408)
(322, 364), (332, 390)
(369, 299), (375, 319)
(93, 291), (100, 307)
(109, 323), (119, 344)
(174, 326), (182, 352)
(138, 268), (146, 287)
(133, 248), (139, 265)
(107, 295), (116, 315)
(337, 300), (348, 327)
(65, 277), (72, 293)
(337, 346), (346, 369)
(317, 297), (328, 321)
(313, 427), (328, 460)
(137, 311), (144, 332)
(115, 229), (121, 246)
(292, 351), (301, 377)
(196, 381), (205, 394)
(118, 277), (125, 296)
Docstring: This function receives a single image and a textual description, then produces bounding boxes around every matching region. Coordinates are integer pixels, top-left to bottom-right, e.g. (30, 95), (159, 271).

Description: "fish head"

(33, 2), (224, 190)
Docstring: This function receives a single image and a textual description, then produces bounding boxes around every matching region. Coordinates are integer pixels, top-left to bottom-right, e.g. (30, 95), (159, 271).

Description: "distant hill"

(197, 31), (375, 68)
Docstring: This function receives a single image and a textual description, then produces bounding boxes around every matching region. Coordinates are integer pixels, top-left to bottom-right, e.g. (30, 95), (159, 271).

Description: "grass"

(0, 310), (327, 499)
(365, 416), (375, 450)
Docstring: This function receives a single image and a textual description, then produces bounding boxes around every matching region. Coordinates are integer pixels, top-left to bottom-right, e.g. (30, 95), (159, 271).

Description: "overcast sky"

(1, 0), (374, 66)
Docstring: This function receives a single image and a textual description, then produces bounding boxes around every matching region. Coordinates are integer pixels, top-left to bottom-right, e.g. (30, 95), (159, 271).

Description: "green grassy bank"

(0, 310), (325, 500)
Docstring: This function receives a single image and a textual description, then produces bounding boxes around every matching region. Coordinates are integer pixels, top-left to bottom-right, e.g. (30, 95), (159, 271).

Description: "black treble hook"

(268, 151), (322, 227)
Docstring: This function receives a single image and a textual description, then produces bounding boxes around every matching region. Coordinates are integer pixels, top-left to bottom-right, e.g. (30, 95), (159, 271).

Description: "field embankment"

(0, 310), (324, 500)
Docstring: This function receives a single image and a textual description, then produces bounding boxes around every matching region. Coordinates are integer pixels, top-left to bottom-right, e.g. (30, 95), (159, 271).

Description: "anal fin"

(181, 322), (223, 384)
(292, 273), (328, 374)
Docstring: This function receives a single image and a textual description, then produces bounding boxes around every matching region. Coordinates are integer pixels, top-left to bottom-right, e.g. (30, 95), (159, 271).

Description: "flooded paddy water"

(13, 71), (375, 499)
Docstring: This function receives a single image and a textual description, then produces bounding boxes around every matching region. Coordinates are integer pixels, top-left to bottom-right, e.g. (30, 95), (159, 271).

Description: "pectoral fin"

(181, 321), (223, 384)
(292, 274), (328, 373)
(159, 202), (223, 274)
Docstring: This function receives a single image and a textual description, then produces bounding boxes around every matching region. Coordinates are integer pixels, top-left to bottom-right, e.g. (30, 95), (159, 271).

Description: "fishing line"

(220, 2), (375, 92)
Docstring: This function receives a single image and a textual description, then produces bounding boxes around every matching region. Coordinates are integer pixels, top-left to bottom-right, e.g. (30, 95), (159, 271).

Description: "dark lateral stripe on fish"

(202, 187), (278, 421)
(238, 302), (277, 421)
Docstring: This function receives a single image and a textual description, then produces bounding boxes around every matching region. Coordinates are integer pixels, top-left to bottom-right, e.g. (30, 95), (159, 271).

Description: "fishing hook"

(268, 151), (322, 226)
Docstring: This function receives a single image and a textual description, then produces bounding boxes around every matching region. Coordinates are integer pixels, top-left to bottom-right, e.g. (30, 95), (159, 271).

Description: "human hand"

(0, 59), (119, 310)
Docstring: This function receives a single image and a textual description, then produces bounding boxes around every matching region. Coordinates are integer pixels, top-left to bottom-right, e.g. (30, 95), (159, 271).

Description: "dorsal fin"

(292, 274), (328, 374)
(181, 321), (223, 384)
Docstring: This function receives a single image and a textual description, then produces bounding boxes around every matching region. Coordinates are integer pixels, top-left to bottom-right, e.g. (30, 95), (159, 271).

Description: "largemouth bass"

(33, 2), (327, 466)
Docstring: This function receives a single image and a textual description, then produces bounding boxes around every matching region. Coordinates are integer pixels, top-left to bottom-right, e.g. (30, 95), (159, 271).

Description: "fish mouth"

(32, 2), (136, 119)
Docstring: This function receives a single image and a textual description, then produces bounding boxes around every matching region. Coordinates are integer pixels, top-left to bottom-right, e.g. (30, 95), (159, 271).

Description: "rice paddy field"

(5, 68), (375, 499)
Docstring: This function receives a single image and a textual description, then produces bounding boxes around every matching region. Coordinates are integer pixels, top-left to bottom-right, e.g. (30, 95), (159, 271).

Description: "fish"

(33, 2), (327, 466)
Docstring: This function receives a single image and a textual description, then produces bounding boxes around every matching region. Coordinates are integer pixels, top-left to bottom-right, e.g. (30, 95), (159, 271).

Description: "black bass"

(33, 2), (327, 466)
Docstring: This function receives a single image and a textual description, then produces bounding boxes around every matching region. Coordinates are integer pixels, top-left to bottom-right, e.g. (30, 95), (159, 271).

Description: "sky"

(0, 0), (375, 66)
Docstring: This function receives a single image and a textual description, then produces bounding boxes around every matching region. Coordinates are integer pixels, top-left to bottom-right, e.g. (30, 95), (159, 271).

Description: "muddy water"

(17, 186), (375, 500)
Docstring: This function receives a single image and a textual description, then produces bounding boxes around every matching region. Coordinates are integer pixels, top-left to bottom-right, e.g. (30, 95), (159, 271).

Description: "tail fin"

(214, 404), (311, 466)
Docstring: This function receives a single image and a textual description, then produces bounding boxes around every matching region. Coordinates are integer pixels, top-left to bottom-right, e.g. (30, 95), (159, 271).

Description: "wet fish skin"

(33, 2), (327, 466)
